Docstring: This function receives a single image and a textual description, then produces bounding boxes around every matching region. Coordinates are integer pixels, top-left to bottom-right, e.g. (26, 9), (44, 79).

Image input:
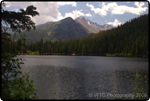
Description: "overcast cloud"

(4, 1), (148, 26)
(87, 2), (148, 16)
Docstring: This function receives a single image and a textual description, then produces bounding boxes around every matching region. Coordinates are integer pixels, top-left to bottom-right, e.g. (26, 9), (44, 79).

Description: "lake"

(17, 55), (148, 99)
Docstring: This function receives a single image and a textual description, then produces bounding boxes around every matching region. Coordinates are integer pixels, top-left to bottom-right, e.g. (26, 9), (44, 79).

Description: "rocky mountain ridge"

(12, 16), (113, 44)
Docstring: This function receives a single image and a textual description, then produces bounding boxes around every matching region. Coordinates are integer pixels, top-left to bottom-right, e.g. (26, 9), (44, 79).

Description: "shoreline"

(17, 54), (148, 58)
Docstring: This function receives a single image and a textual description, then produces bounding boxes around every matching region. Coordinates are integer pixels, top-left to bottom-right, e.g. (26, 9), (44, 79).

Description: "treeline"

(4, 35), (27, 55)
(9, 14), (148, 57)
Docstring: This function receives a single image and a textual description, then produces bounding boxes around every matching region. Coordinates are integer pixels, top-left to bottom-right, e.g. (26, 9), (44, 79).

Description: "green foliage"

(27, 50), (39, 55)
(114, 53), (120, 56)
(127, 53), (132, 57)
(114, 73), (148, 100)
(2, 3), (39, 34)
(2, 72), (37, 100)
(1, 3), (39, 100)
(1, 51), (38, 99)
(114, 96), (123, 100)
(132, 73), (148, 100)
(16, 35), (28, 54)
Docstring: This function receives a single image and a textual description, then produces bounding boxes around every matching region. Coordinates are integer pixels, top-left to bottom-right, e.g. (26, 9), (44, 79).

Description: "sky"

(3, 1), (149, 27)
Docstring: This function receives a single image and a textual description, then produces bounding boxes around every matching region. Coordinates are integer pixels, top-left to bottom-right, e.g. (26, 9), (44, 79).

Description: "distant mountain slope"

(75, 16), (113, 33)
(12, 16), (113, 44)
(14, 17), (89, 44)
(36, 21), (54, 28)
(46, 17), (89, 40)
(6, 21), (54, 33)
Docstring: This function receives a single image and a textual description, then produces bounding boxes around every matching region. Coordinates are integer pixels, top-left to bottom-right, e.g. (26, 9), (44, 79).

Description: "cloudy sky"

(3, 1), (149, 27)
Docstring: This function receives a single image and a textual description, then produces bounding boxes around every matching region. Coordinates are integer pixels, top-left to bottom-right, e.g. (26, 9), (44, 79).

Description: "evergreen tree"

(1, 2), (39, 99)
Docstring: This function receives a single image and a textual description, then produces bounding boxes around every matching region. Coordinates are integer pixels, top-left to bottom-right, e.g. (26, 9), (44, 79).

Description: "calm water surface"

(17, 55), (148, 99)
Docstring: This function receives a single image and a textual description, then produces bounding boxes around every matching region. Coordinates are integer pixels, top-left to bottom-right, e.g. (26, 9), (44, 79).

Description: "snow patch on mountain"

(88, 21), (90, 25)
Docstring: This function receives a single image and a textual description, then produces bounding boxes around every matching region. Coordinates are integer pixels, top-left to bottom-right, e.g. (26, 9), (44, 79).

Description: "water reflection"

(21, 65), (148, 99)
(18, 56), (148, 99)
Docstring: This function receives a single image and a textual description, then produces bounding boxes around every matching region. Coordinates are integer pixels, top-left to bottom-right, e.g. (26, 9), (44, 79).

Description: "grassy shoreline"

(19, 51), (148, 58)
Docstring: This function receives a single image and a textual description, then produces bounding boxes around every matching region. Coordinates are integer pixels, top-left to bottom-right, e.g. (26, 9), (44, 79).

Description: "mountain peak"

(75, 16), (85, 20)
(61, 17), (74, 22)
(65, 17), (73, 19)
(78, 16), (85, 19)
(103, 24), (113, 27)
(75, 16), (113, 33)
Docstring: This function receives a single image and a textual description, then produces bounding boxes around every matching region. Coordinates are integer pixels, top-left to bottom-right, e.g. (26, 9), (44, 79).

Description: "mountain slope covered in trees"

(12, 16), (113, 44)
(13, 17), (89, 44)
(14, 14), (149, 57)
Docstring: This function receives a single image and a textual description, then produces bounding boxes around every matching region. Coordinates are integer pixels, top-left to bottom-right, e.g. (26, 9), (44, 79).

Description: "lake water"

(17, 55), (148, 99)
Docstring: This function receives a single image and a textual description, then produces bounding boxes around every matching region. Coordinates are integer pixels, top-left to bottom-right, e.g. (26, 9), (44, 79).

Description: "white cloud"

(121, 22), (126, 25)
(32, 15), (56, 25)
(134, 2), (145, 8)
(86, 3), (94, 9)
(85, 12), (92, 17)
(4, 2), (60, 25)
(86, 3), (107, 16)
(56, 12), (64, 21)
(64, 10), (83, 19)
(3, 2), (77, 25)
(5, 2), (11, 7)
(64, 10), (92, 19)
(110, 2), (147, 15)
(5, 2), (33, 8)
(107, 19), (122, 27)
(58, 2), (77, 7)
(15, 9), (19, 12)
(86, 2), (148, 16)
